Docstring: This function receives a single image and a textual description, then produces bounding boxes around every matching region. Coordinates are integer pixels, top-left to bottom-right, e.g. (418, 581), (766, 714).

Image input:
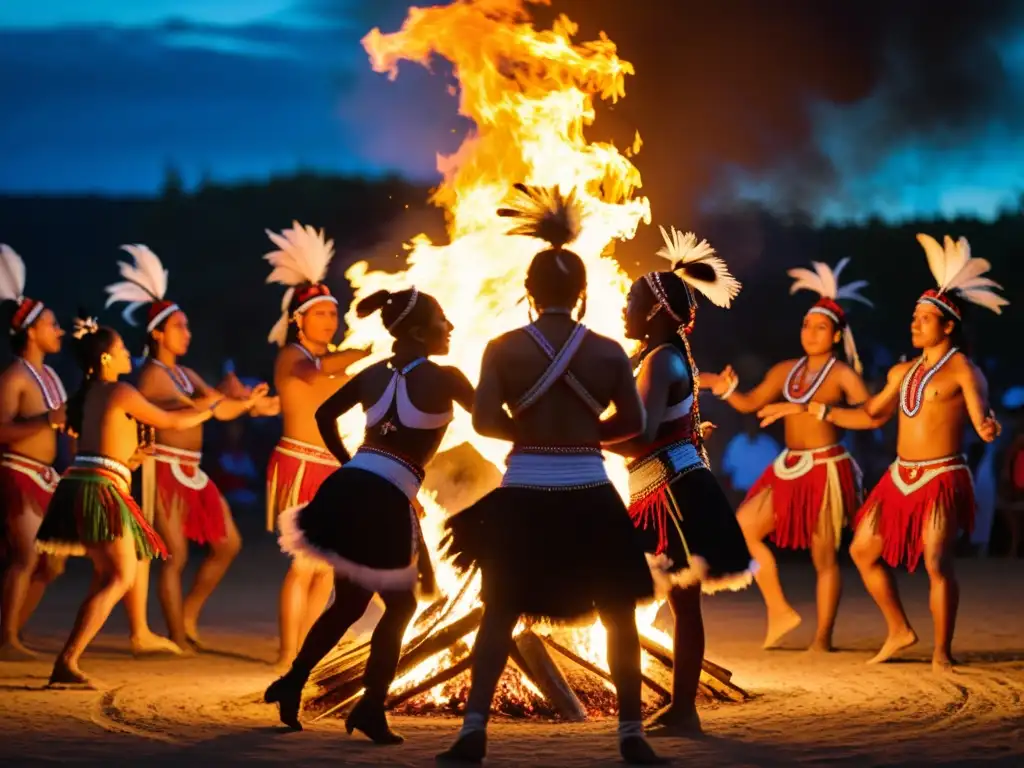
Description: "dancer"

(604, 225), (754, 735)
(264, 222), (371, 671)
(0, 244), (68, 659)
(35, 316), (217, 687)
(708, 259), (872, 650)
(265, 286), (472, 742)
(439, 186), (662, 765)
(759, 234), (1005, 671)
(105, 245), (278, 651)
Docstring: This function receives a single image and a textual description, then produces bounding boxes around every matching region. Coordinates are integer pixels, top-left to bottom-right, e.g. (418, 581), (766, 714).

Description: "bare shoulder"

(111, 381), (139, 403)
(276, 345), (304, 365)
(582, 328), (630, 359)
(135, 360), (160, 386)
(180, 366), (205, 386)
(831, 360), (862, 381)
(643, 344), (686, 374)
(888, 359), (915, 382)
(0, 362), (28, 389)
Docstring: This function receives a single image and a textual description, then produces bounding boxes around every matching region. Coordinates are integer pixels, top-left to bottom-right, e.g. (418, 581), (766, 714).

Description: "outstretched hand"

(757, 401), (805, 428)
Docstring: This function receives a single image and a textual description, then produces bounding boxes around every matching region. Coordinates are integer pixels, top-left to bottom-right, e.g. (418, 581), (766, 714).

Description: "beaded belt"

(71, 455), (132, 486)
(501, 445), (609, 490)
(0, 452), (59, 491)
(628, 438), (704, 504)
(275, 437), (340, 466)
(345, 447), (424, 502)
(153, 444), (202, 466)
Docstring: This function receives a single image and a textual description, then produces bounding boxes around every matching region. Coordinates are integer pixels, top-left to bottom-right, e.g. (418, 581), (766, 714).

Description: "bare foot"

(763, 608), (802, 649)
(807, 638), (835, 653)
(169, 636), (199, 657)
(131, 632), (185, 657)
(867, 628), (918, 664)
(932, 653), (958, 674)
(645, 705), (704, 737)
(0, 639), (38, 661)
(271, 655), (295, 675)
(47, 659), (98, 690)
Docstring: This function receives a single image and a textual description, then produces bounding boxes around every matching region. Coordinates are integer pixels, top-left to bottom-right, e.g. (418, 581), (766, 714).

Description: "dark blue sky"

(2, 0), (1022, 222)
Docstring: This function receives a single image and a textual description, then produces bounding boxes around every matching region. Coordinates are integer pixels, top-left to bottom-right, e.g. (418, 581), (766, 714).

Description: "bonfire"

(307, 0), (749, 720)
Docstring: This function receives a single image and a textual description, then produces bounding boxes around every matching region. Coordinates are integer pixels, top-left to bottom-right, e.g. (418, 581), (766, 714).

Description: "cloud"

(0, 17), (462, 193)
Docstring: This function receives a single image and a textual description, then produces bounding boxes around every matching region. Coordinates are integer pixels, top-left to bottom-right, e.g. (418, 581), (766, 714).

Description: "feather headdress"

(264, 221), (338, 346)
(916, 234), (1008, 320)
(104, 244), (179, 332)
(0, 244), (46, 334)
(788, 258), (873, 373)
(652, 225), (741, 311)
(497, 183), (583, 250)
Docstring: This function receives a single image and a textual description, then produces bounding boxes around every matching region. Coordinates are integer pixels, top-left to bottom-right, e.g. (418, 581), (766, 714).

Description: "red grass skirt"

(35, 457), (167, 560)
(854, 455), (975, 572)
(1, 453), (60, 561)
(743, 444), (862, 551)
(265, 437), (340, 532)
(154, 445), (227, 545)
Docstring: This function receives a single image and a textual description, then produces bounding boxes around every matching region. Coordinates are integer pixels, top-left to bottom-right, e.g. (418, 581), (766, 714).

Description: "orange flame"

(336, 0), (663, 707)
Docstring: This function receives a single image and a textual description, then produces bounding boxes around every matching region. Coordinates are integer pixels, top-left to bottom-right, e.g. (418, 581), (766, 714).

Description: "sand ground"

(2, 533), (1022, 767)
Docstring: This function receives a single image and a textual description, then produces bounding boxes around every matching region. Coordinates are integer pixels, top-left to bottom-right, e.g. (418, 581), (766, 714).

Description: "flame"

(336, 0), (664, 710)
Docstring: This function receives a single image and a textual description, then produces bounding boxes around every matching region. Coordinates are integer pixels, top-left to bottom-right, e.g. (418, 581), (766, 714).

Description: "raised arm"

(761, 364), (903, 429)
(0, 370), (63, 442)
(314, 373), (363, 463)
(288, 346), (371, 384)
(471, 340), (516, 442)
(714, 362), (788, 414)
(956, 357), (1000, 442)
(116, 383), (217, 431)
(598, 345), (645, 445)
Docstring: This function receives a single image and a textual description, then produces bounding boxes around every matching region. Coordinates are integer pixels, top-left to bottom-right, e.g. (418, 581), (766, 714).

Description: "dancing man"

(266, 287), (472, 742)
(35, 316), (217, 687)
(0, 244), (68, 659)
(759, 234), (1006, 671)
(105, 245), (278, 651)
(605, 225), (754, 735)
(263, 222), (370, 671)
(440, 186), (662, 765)
(709, 259), (872, 650)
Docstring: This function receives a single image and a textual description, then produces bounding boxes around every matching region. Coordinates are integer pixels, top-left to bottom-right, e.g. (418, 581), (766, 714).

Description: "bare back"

(491, 317), (623, 446)
(0, 362), (61, 464)
(137, 360), (202, 451)
(76, 383), (139, 465)
(274, 346), (345, 449)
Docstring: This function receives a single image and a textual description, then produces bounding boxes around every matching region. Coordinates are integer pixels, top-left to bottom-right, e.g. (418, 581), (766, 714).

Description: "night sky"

(2, 0), (1022, 223)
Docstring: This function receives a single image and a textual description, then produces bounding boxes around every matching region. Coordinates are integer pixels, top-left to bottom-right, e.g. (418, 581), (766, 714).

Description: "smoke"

(521, 0), (1024, 218)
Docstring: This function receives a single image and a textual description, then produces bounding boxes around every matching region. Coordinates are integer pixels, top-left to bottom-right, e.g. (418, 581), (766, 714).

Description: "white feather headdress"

(104, 244), (178, 331)
(264, 221), (337, 347)
(1, 244), (47, 333)
(497, 184), (583, 250)
(788, 258), (873, 373)
(916, 234), (1008, 319)
(654, 225), (741, 309)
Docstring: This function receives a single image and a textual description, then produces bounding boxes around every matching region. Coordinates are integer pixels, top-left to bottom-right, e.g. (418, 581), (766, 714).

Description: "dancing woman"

(265, 287), (473, 742)
(604, 225), (754, 734)
(440, 186), (662, 765)
(708, 259), (872, 650)
(263, 222), (370, 670)
(35, 317), (217, 687)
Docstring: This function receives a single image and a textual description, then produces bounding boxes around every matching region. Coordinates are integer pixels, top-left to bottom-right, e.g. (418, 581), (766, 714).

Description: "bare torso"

(137, 360), (203, 451)
(274, 346), (343, 449)
(892, 355), (970, 461)
(0, 361), (62, 465)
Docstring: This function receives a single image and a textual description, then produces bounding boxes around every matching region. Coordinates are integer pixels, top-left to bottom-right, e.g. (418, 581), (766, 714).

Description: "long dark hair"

(356, 288), (439, 339)
(65, 314), (119, 437)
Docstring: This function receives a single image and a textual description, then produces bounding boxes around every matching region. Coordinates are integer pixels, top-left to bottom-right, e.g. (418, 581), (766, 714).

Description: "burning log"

(638, 634), (748, 702)
(541, 636), (670, 701)
(512, 631), (585, 721)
